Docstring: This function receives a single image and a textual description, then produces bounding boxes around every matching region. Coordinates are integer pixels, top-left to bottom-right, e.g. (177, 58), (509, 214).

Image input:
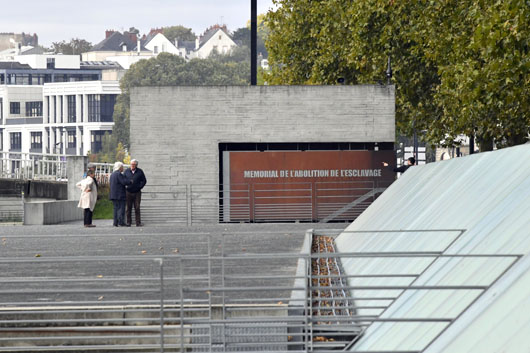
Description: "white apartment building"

(0, 85), (44, 154)
(42, 81), (120, 156)
(0, 55), (122, 158)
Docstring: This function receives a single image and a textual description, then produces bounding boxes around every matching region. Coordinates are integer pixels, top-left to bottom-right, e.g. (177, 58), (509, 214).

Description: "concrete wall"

(67, 156), (87, 201)
(24, 200), (82, 225)
(130, 85), (395, 188)
(0, 178), (66, 199)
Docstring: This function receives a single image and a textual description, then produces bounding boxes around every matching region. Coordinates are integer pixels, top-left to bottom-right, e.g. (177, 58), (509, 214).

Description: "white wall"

(14, 55), (80, 69)
(195, 29), (237, 58)
(144, 33), (179, 55)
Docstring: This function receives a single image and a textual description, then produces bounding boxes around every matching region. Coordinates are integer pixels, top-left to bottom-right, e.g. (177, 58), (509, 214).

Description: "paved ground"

(0, 221), (346, 305)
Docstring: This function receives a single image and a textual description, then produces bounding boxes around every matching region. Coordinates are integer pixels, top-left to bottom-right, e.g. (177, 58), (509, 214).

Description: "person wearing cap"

(382, 156), (416, 173)
(109, 162), (130, 227)
(124, 159), (147, 227)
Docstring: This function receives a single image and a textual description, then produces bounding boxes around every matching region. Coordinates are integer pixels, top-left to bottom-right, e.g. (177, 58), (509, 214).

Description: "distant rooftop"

(0, 61), (32, 70)
(90, 29), (148, 52)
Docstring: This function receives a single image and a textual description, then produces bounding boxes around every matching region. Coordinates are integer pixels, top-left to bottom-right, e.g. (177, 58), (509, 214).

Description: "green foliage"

(162, 25), (196, 43)
(265, 0), (529, 150)
(112, 52), (251, 149)
(51, 38), (92, 55)
(232, 26), (268, 58)
(90, 134), (128, 164)
(93, 183), (112, 219)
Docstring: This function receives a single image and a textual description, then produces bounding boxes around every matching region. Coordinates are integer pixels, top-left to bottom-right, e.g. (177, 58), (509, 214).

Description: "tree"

(51, 38), (92, 55)
(421, 0), (529, 149)
(112, 52), (250, 149)
(265, 0), (529, 150)
(233, 20), (268, 58)
(162, 25), (196, 43)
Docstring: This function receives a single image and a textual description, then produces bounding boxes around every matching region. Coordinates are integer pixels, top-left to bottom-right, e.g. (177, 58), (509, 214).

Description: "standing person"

(382, 156), (416, 173)
(109, 162), (129, 227)
(76, 169), (98, 228)
(124, 159), (147, 227)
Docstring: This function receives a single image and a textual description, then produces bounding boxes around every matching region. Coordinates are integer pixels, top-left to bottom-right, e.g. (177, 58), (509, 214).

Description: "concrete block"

(24, 200), (83, 225)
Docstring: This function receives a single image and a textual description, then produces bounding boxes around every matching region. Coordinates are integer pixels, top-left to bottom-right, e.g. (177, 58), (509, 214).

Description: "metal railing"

(0, 229), (522, 352)
(0, 156), (129, 185)
(0, 152), (67, 180)
(143, 181), (390, 224)
(90, 162), (130, 185)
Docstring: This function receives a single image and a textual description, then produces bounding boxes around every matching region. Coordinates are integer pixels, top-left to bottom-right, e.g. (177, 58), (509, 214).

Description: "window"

(10, 132), (21, 150)
(100, 95), (116, 122)
(213, 45), (218, 52)
(0, 98), (3, 122)
(67, 95), (76, 122)
(88, 94), (116, 122)
(25, 101), (43, 117)
(59, 96), (63, 123)
(53, 96), (57, 123)
(91, 130), (110, 153)
(10, 102), (20, 115)
(46, 58), (55, 69)
(13, 74), (30, 85)
(67, 131), (76, 149)
(31, 132), (42, 149)
(88, 95), (100, 122)
(154, 46), (158, 54)
(219, 35), (222, 40)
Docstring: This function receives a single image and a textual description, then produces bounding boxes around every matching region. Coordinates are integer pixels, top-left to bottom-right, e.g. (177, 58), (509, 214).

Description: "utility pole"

(251, 0), (257, 85)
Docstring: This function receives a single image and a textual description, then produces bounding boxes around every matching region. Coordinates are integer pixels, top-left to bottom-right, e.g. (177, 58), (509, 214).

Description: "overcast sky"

(1, 0), (275, 47)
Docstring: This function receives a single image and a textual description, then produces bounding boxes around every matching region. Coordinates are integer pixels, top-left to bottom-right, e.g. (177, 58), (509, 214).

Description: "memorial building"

(130, 85), (395, 223)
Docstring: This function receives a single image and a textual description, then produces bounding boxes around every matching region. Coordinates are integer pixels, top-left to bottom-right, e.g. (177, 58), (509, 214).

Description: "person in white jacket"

(77, 169), (98, 227)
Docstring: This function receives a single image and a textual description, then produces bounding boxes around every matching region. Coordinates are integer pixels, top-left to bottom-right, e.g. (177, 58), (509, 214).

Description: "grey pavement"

(0, 221), (346, 305)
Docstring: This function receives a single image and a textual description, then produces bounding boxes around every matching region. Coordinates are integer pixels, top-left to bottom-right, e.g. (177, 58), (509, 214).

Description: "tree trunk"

(477, 135), (494, 152)
(506, 132), (529, 147)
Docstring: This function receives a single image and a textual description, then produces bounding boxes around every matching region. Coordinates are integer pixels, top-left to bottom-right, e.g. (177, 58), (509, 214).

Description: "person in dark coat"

(124, 159), (147, 227)
(383, 156), (416, 173)
(109, 162), (129, 227)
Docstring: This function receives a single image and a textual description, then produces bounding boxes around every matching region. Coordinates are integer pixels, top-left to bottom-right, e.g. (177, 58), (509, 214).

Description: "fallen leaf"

(159, 247), (163, 250)
(141, 250), (147, 254)
(35, 254), (41, 257)
(138, 242), (142, 246)
(241, 248), (246, 251)
(173, 248), (179, 253)
(97, 296), (104, 301)
(277, 301), (283, 305)
(96, 275), (103, 278)
(287, 336), (293, 341)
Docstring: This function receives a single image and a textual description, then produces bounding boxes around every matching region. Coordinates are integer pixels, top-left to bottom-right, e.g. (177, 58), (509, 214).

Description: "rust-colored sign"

(229, 150), (395, 183)
(223, 151), (395, 222)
